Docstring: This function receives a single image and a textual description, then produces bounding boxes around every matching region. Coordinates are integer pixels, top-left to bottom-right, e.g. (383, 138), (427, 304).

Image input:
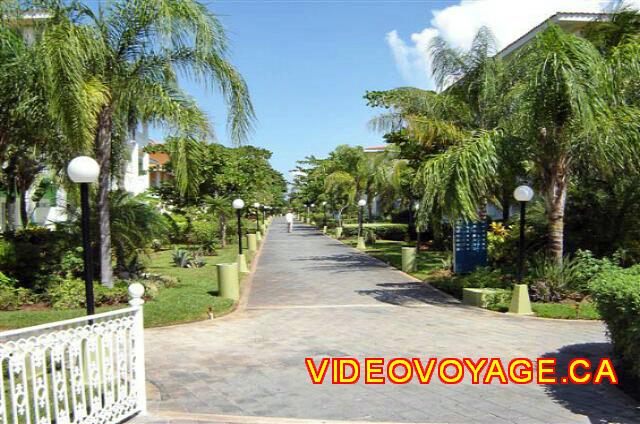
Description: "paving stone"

(135, 218), (640, 424)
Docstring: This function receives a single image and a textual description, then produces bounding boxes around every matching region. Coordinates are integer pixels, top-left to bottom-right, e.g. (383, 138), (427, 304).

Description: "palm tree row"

(367, 10), (640, 263)
(0, 0), (254, 285)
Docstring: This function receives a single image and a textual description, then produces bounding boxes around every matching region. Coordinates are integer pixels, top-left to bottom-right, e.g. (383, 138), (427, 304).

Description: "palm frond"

(415, 130), (500, 225)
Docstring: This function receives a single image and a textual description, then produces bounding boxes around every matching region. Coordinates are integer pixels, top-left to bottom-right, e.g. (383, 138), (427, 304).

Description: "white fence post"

(128, 283), (148, 416)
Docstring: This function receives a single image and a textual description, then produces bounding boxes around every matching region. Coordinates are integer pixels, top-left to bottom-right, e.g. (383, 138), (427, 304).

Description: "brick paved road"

(138, 218), (640, 423)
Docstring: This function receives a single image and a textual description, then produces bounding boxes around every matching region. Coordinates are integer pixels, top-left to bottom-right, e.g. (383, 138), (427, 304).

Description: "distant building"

(148, 146), (171, 188)
(0, 125), (154, 231)
(498, 12), (609, 58)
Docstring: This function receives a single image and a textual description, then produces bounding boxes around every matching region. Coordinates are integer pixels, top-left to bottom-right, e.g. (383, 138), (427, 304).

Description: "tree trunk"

(219, 214), (227, 248)
(501, 188), (510, 222)
(19, 190), (28, 228)
(541, 158), (568, 264)
(96, 106), (114, 287)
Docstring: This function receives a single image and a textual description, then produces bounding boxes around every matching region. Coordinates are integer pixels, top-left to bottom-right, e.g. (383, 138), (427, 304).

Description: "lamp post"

(357, 199), (366, 235)
(252, 202), (260, 233)
(414, 201), (420, 252)
(507, 185), (534, 315)
(322, 201), (327, 228)
(233, 199), (245, 255)
(357, 199), (366, 249)
(67, 156), (100, 316)
(514, 185), (534, 282)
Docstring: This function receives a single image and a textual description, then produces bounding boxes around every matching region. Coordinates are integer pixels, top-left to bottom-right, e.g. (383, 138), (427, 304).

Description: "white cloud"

(385, 28), (437, 87)
(386, 0), (639, 89)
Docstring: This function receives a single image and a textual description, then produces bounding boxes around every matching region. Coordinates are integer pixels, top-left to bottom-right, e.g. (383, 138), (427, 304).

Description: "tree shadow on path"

(357, 282), (459, 306)
(291, 253), (388, 272)
(541, 342), (640, 424)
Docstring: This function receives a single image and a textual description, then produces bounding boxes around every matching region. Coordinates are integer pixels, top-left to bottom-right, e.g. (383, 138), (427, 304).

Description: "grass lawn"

(339, 237), (601, 320)
(342, 238), (449, 280)
(142, 245), (251, 327)
(0, 243), (252, 330)
(531, 302), (600, 320)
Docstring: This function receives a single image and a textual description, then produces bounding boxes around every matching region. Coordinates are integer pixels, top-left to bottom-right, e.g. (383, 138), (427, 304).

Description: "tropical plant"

(369, 23), (640, 264)
(37, 0), (254, 286)
(171, 248), (206, 268)
(109, 191), (169, 274)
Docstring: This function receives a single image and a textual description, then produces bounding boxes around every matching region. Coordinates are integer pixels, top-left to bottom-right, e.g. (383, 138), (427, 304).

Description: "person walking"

(285, 210), (294, 233)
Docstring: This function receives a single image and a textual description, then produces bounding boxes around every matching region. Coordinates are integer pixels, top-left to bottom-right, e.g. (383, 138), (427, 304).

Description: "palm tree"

(201, 194), (232, 248)
(366, 27), (520, 224)
(503, 25), (640, 262)
(323, 171), (356, 227)
(39, 0), (254, 285)
(416, 25), (640, 263)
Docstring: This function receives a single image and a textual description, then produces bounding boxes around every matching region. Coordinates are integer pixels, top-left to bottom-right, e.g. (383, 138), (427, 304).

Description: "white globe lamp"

(67, 156), (99, 183)
(513, 185), (534, 202)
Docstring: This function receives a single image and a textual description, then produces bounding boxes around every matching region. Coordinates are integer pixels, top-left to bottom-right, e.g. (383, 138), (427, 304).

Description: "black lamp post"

(414, 201), (420, 251)
(233, 198), (245, 255)
(322, 201), (327, 227)
(513, 185), (534, 282)
(253, 202), (260, 232)
(357, 199), (366, 237)
(67, 156), (100, 316)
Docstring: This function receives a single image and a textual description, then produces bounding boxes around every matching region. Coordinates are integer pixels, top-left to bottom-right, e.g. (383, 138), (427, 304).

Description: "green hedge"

(590, 265), (640, 394)
(431, 267), (511, 299)
(341, 223), (408, 241)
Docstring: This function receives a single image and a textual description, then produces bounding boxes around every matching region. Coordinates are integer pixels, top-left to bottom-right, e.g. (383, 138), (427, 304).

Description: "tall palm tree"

(366, 27), (520, 224)
(416, 25), (640, 262)
(39, 0), (254, 285)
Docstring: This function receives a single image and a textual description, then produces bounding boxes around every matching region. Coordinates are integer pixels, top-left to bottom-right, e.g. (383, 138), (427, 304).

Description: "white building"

(0, 126), (152, 231)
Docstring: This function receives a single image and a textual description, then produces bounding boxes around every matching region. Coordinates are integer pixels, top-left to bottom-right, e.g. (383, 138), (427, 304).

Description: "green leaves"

(415, 130), (499, 224)
(164, 135), (205, 199)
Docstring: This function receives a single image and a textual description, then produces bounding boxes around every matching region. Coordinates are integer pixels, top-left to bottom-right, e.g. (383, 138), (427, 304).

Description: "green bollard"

(356, 236), (366, 250)
(401, 247), (417, 272)
(247, 233), (258, 252)
(256, 231), (262, 242)
(323, 226), (327, 234)
(217, 262), (239, 300)
(237, 253), (249, 273)
(335, 227), (343, 238)
(508, 284), (533, 315)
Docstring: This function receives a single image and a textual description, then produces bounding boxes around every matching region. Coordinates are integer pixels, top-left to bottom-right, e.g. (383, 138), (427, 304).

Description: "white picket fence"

(0, 284), (147, 424)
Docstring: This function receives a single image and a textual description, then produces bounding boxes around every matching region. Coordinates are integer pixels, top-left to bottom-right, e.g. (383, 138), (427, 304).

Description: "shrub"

(188, 220), (220, 255)
(571, 249), (618, 294)
(0, 272), (34, 310)
(484, 288), (512, 311)
(363, 228), (377, 244)
(526, 255), (580, 302)
(342, 223), (408, 241)
(590, 266), (640, 393)
(172, 249), (192, 268)
(0, 227), (74, 292)
(60, 247), (84, 278)
(48, 279), (128, 309)
(431, 267), (510, 299)
(110, 191), (169, 271)
(171, 249), (206, 268)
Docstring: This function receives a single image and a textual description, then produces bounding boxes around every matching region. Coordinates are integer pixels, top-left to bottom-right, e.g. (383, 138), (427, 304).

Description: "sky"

(152, 0), (632, 181)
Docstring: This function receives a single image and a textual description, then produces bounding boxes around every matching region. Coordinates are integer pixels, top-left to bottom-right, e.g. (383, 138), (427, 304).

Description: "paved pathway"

(137, 218), (640, 423)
